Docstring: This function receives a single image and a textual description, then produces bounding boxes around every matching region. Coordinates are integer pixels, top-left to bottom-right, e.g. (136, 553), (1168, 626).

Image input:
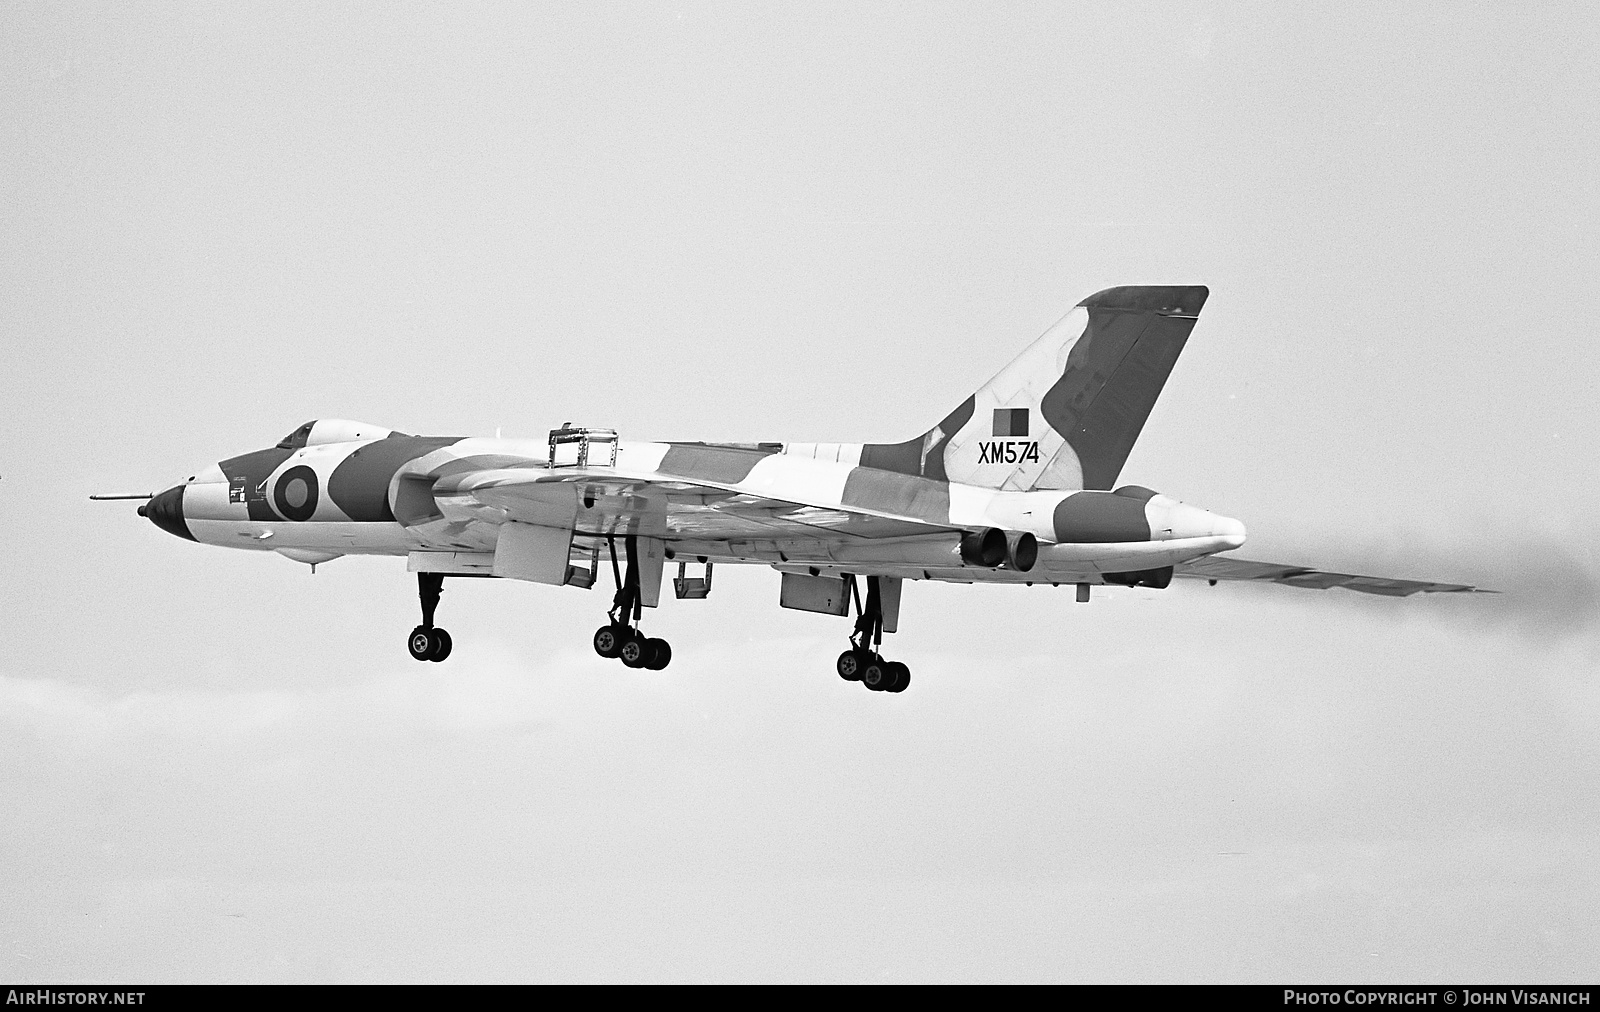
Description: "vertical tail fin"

(860, 285), (1208, 490)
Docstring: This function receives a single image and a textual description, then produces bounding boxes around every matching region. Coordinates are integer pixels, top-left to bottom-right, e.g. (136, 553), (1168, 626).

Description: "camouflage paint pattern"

(326, 435), (466, 521)
(136, 285), (1488, 599)
(142, 287), (1253, 586)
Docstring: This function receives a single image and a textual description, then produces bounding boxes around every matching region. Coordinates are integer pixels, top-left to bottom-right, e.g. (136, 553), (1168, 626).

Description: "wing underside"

(427, 466), (1485, 594)
(1176, 556), (1484, 596)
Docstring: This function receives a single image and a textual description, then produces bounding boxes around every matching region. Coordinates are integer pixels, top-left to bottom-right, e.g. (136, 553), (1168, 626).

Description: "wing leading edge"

(1176, 556), (1487, 597)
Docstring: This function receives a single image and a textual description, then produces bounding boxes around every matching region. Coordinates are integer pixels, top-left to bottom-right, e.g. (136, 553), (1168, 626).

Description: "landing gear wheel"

(408, 626), (435, 662)
(884, 661), (909, 693)
(861, 656), (889, 691)
(428, 628), (453, 662)
(410, 574), (452, 662)
(593, 624), (627, 659)
(619, 636), (650, 669)
(644, 638), (671, 670)
(836, 649), (866, 681)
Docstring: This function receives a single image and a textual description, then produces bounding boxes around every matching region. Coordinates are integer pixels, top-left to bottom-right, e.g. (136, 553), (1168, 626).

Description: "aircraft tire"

(594, 624), (626, 659)
(428, 628), (453, 662)
(861, 657), (888, 691)
(408, 626), (435, 662)
(644, 638), (671, 670)
(884, 661), (909, 693)
(836, 649), (865, 681)
(619, 636), (649, 669)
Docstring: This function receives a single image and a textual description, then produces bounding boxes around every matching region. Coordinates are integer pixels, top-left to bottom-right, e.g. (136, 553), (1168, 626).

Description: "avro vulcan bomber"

(100, 286), (1481, 693)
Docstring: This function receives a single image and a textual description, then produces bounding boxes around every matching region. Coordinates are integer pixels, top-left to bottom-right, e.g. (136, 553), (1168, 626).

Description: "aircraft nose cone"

(146, 485), (197, 542)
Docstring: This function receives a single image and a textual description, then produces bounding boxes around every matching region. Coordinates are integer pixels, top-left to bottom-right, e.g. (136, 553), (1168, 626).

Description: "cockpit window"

(276, 421), (316, 449)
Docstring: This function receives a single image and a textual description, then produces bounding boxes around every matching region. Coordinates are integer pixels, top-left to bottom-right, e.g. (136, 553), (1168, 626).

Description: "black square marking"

(992, 408), (1029, 437)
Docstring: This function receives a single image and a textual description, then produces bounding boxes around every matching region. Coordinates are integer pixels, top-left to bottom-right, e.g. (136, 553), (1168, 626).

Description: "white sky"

(2, 2), (1597, 983)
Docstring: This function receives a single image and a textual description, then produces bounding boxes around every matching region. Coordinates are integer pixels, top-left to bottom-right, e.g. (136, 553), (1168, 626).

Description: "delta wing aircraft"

(98, 286), (1481, 693)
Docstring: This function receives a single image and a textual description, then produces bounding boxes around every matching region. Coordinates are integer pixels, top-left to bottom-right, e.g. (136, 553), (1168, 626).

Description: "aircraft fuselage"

(144, 422), (1246, 585)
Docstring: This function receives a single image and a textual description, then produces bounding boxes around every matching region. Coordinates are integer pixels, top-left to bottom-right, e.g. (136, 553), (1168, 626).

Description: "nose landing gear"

(592, 535), (671, 670)
(408, 572), (453, 662)
(836, 575), (909, 693)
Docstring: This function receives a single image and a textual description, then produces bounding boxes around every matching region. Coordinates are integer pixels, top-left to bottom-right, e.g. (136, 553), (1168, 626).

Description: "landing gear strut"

(592, 535), (671, 670)
(408, 572), (453, 662)
(834, 575), (909, 693)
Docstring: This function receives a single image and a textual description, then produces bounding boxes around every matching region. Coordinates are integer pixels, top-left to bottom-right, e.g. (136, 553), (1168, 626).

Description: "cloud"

(1187, 9), (1218, 60)
(0, 644), (569, 744)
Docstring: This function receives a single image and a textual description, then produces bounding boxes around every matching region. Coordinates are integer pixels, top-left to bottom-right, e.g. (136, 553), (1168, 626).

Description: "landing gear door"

(780, 573), (850, 616)
(633, 536), (666, 608)
(878, 576), (902, 634)
(492, 522), (575, 585)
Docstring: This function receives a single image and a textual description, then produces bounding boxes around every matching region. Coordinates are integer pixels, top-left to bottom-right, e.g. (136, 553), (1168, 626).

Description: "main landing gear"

(592, 535), (671, 670)
(835, 575), (909, 693)
(408, 572), (453, 662)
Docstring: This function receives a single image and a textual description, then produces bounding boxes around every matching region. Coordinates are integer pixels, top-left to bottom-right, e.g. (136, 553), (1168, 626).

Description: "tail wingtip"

(1078, 285), (1209, 316)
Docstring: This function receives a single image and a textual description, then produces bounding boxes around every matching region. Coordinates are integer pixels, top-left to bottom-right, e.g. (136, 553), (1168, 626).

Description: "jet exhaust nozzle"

(1007, 531), (1038, 572)
(960, 528), (1007, 567)
(961, 528), (1037, 571)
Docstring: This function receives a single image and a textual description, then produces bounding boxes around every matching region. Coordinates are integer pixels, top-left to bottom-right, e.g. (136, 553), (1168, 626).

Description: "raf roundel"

(273, 465), (320, 522)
